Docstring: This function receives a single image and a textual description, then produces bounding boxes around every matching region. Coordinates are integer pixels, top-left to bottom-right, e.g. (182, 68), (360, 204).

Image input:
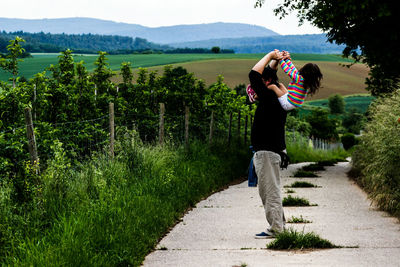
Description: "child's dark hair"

(262, 66), (279, 86)
(299, 63), (323, 95)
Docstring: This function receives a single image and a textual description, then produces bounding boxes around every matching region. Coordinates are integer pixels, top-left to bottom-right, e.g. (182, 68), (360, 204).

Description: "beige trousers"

(253, 151), (285, 233)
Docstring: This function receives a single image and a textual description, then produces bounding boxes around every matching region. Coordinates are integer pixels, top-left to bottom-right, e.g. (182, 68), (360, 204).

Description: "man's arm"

(252, 50), (282, 74)
(269, 59), (279, 70)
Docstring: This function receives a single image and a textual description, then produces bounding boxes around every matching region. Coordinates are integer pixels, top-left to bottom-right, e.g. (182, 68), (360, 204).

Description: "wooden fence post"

(109, 102), (115, 158)
(24, 107), (40, 174)
(159, 103), (165, 145)
(228, 112), (233, 145)
(237, 110), (241, 144)
(244, 115), (248, 145)
(33, 84), (37, 121)
(184, 105), (190, 150)
(208, 110), (215, 145)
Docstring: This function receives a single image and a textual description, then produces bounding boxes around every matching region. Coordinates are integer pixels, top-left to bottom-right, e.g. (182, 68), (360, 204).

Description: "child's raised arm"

(280, 58), (301, 84)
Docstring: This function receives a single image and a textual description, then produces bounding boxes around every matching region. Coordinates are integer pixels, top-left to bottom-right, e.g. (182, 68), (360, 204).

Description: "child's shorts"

(278, 93), (296, 111)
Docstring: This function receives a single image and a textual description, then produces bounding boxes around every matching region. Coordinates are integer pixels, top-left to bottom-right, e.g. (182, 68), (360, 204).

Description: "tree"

(342, 108), (365, 134)
(255, 0), (399, 96)
(328, 94), (345, 114)
(120, 62), (133, 86)
(306, 108), (338, 140)
(211, 46), (221, 54)
(0, 37), (25, 88)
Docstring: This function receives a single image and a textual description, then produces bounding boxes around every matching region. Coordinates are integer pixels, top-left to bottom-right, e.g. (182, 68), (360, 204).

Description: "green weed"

(317, 160), (337, 166)
(285, 181), (318, 188)
(287, 215), (312, 223)
(293, 170), (319, 178)
(267, 228), (338, 250)
(282, 195), (315, 206)
(302, 164), (325, 172)
(285, 189), (296, 193)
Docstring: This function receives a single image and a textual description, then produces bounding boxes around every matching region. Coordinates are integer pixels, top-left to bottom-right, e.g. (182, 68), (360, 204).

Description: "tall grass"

(351, 90), (400, 218)
(287, 142), (348, 163)
(0, 135), (249, 266)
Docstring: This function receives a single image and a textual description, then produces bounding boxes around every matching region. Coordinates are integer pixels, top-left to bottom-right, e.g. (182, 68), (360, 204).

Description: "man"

(248, 50), (287, 239)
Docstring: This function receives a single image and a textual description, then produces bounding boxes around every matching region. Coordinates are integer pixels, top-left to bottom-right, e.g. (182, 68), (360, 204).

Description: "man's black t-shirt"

(249, 69), (287, 153)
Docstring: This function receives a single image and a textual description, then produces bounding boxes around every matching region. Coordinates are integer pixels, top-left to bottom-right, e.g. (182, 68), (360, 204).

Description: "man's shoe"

(254, 231), (275, 239)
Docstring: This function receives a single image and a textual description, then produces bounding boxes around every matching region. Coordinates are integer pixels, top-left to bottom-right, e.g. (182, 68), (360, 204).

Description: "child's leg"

(267, 84), (286, 97)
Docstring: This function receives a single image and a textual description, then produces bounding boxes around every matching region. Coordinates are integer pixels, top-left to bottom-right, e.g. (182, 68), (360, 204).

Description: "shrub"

(267, 228), (338, 249)
(351, 90), (400, 218)
(328, 94), (345, 114)
(341, 133), (358, 150)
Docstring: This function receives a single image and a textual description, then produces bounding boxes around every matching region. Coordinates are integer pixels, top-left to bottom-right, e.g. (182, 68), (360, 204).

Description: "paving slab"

(143, 162), (400, 267)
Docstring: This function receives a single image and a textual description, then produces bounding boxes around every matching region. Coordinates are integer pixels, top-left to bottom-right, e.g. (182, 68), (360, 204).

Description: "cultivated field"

(0, 53), (368, 100)
(128, 58), (369, 100)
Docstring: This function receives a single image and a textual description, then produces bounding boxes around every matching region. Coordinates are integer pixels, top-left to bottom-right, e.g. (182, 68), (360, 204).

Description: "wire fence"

(1, 103), (341, 179)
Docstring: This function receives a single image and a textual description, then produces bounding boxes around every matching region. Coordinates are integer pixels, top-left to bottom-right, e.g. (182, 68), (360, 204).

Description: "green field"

(0, 53), (354, 82)
(299, 94), (375, 117)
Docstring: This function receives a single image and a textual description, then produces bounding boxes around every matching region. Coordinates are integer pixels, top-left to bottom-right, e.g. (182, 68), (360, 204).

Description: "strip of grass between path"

(267, 228), (339, 250)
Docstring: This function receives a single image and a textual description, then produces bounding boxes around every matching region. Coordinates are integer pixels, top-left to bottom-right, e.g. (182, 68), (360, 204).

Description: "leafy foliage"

(256, 0), (400, 95)
(341, 133), (358, 150)
(328, 94), (345, 114)
(306, 108), (339, 140)
(351, 90), (400, 218)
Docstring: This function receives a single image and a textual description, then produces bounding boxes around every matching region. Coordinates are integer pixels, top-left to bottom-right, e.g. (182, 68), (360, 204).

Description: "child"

(268, 51), (323, 110)
(246, 58), (280, 103)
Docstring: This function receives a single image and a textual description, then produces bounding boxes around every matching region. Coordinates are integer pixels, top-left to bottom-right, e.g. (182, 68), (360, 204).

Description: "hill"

(169, 34), (346, 54)
(0, 31), (170, 54)
(0, 17), (278, 44)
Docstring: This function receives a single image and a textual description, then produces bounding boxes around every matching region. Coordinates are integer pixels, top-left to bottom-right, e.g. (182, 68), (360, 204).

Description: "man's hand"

(270, 50), (283, 61)
(282, 50), (291, 60)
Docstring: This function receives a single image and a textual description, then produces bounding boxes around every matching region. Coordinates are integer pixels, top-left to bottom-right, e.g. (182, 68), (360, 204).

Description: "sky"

(0, 0), (322, 35)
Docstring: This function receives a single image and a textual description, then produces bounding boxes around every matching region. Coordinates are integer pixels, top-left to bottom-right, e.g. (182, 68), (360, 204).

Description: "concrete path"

(143, 162), (400, 267)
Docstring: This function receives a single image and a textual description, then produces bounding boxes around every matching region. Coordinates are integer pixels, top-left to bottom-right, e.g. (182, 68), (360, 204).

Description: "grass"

(267, 228), (338, 250)
(282, 195), (316, 207)
(287, 142), (348, 164)
(302, 164), (325, 172)
(285, 181), (318, 188)
(0, 138), (249, 266)
(293, 170), (319, 178)
(287, 215), (312, 223)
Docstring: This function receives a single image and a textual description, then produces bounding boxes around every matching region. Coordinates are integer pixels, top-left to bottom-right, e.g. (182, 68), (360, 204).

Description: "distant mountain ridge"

(170, 34), (345, 54)
(0, 17), (279, 44)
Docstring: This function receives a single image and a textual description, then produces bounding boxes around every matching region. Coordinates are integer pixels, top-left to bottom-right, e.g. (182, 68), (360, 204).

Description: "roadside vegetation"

(351, 91), (400, 219)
